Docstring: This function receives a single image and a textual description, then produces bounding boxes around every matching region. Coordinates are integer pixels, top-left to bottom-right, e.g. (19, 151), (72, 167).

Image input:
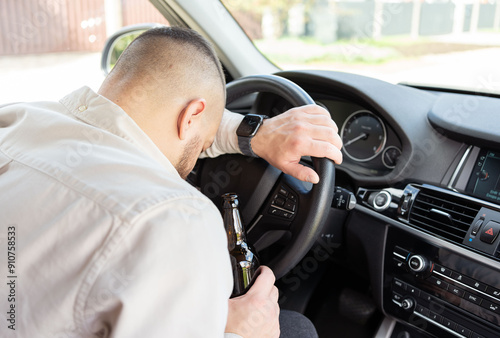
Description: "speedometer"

(341, 110), (387, 162)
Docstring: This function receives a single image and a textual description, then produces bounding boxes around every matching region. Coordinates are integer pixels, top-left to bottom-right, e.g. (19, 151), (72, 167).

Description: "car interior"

(144, 2), (500, 337)
(6, 0), (500, 337)
(102, 1), (500, 337)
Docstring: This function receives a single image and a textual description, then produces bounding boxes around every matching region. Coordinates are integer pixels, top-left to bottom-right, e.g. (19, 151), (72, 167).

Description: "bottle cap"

(222, 193), (239, 208)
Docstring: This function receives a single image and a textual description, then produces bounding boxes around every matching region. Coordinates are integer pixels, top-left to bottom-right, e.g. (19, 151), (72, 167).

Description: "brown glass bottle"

(222, 193), (260, 298)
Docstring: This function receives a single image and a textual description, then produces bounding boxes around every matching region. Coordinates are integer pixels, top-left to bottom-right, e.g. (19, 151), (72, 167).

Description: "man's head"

(99, 26), (226, 178)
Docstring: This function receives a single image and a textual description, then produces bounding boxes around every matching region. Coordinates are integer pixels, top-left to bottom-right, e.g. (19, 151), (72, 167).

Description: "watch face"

(237, 114), (263, 137)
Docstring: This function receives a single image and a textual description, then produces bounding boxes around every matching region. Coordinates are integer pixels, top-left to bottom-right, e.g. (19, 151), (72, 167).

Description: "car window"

(222, 0), (500, 95)
(0, 0), (168, 103)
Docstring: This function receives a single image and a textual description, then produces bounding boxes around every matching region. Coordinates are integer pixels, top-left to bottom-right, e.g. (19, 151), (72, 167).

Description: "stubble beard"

(176, 135), (202, 180)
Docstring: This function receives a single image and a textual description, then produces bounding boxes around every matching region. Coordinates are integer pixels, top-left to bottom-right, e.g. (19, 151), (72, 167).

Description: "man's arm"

(199, 109), (244, 158)
(200, 105), (343, 183)
(80, 196), (233, 337)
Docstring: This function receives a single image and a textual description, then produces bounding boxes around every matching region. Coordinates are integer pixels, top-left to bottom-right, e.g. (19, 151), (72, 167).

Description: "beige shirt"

(0, 87), (245, 337)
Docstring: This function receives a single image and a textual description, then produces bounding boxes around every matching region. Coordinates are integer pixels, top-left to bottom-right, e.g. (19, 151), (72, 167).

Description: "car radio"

(383, 183), (500, 338)
(384, 229), (500, 338)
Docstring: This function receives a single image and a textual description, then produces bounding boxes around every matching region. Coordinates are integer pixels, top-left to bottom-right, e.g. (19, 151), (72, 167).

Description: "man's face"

(176, 107), (222, 179)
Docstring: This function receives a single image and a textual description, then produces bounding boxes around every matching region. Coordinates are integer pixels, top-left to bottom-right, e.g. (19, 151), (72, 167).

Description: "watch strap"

(236, 114), (268, 158)
(238, 134), (259, 157)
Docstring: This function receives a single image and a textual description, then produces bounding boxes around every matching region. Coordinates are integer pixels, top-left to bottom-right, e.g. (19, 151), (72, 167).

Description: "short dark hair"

(128, 26), (225, 88)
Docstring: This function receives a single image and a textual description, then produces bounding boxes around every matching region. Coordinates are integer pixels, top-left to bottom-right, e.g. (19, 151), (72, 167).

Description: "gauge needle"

(344, 133), (368, 147)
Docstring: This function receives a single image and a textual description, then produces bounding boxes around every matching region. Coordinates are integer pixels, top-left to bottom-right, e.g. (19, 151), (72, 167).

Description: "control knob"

(408, 255), (429, 273)
(371, 190), (391, 211)
(401, 298), (414, 311)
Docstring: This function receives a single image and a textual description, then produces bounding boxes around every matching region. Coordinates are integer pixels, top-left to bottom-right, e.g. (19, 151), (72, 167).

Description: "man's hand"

(225, 266), (280, 338)
(251, 104), (342, 184)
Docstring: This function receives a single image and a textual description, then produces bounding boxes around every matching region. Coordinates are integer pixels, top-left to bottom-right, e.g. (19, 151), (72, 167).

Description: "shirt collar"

(59, 86), (180, 177)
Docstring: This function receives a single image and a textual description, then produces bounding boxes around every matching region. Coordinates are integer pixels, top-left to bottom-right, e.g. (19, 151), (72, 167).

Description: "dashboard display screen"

(467, 149), (500, 203)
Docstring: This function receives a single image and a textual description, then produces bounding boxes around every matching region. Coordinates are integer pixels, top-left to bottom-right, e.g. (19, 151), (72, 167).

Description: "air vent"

(409, 188), (481, 244)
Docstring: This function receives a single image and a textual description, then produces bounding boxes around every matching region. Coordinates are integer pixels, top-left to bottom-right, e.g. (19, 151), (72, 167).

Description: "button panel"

(268, 186), (297, 220)
(386, 229), (500, 338)
(432, 267), (500, 306)
(392, 250), (500, 307)
(390, 247), (500, 337)
(392, 278), (498, 338)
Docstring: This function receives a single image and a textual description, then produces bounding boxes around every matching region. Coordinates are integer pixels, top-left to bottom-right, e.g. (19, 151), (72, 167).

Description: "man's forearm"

(199, 109), (244, 159)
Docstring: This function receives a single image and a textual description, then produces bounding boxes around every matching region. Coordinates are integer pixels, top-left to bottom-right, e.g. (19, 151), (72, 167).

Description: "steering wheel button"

(274, 197), (286, 207)
(268, 207), (279, 216)
(288, 194), (297, 202)
(278, 187), (288, 197)
(284, 201), (295, 212)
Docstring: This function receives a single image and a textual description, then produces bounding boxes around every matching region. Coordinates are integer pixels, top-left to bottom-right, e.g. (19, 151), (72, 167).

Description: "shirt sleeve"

(200, 109), (244, 158)
(80, 196), (233, 337)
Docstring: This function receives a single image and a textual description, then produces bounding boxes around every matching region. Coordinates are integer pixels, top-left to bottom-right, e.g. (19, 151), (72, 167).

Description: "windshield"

(222, 0), (500, 95)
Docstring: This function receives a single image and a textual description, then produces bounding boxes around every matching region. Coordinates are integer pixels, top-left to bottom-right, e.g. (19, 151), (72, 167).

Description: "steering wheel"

(198, 75), (335, 279)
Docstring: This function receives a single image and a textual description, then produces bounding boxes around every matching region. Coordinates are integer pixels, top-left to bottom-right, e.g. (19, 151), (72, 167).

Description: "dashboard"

(256, 70), (500, 338)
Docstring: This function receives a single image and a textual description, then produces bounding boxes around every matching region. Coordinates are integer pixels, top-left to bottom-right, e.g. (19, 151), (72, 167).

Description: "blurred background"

(1, 0), (499, 103)
(0, 0), (168, 102)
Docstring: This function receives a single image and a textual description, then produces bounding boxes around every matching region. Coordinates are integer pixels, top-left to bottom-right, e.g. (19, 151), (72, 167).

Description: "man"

(0, 27), (342, 337)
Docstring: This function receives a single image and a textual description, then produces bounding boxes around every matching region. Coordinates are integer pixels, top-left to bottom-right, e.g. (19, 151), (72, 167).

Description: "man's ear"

(177, 98), (207, 140)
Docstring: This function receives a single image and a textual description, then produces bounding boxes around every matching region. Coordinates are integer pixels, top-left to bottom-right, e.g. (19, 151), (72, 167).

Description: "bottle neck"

(222, 194), (247, 248)
(230, 207), (245, 242)
(224, 206), (246, 247)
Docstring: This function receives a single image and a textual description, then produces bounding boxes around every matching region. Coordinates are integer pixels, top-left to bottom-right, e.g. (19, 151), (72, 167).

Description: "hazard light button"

(480, 220), (500, 244)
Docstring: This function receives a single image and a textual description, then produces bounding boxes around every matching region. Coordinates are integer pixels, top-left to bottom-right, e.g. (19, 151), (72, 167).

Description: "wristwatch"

(236, 114), (267, 157)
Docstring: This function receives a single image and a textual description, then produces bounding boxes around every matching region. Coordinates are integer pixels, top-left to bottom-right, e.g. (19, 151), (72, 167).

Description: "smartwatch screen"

(237, 115), (263, 137)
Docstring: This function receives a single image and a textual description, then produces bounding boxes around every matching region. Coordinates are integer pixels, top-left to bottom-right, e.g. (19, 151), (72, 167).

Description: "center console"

(382, 183), (500, 338)
(352, 143), (500, 338)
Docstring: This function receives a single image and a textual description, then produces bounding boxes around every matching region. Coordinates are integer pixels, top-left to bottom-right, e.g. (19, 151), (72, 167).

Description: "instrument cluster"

(316, 98), (403, 176)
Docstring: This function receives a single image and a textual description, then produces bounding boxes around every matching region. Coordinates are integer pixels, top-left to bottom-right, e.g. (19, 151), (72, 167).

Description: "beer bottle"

(222, 193), (260, 298)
